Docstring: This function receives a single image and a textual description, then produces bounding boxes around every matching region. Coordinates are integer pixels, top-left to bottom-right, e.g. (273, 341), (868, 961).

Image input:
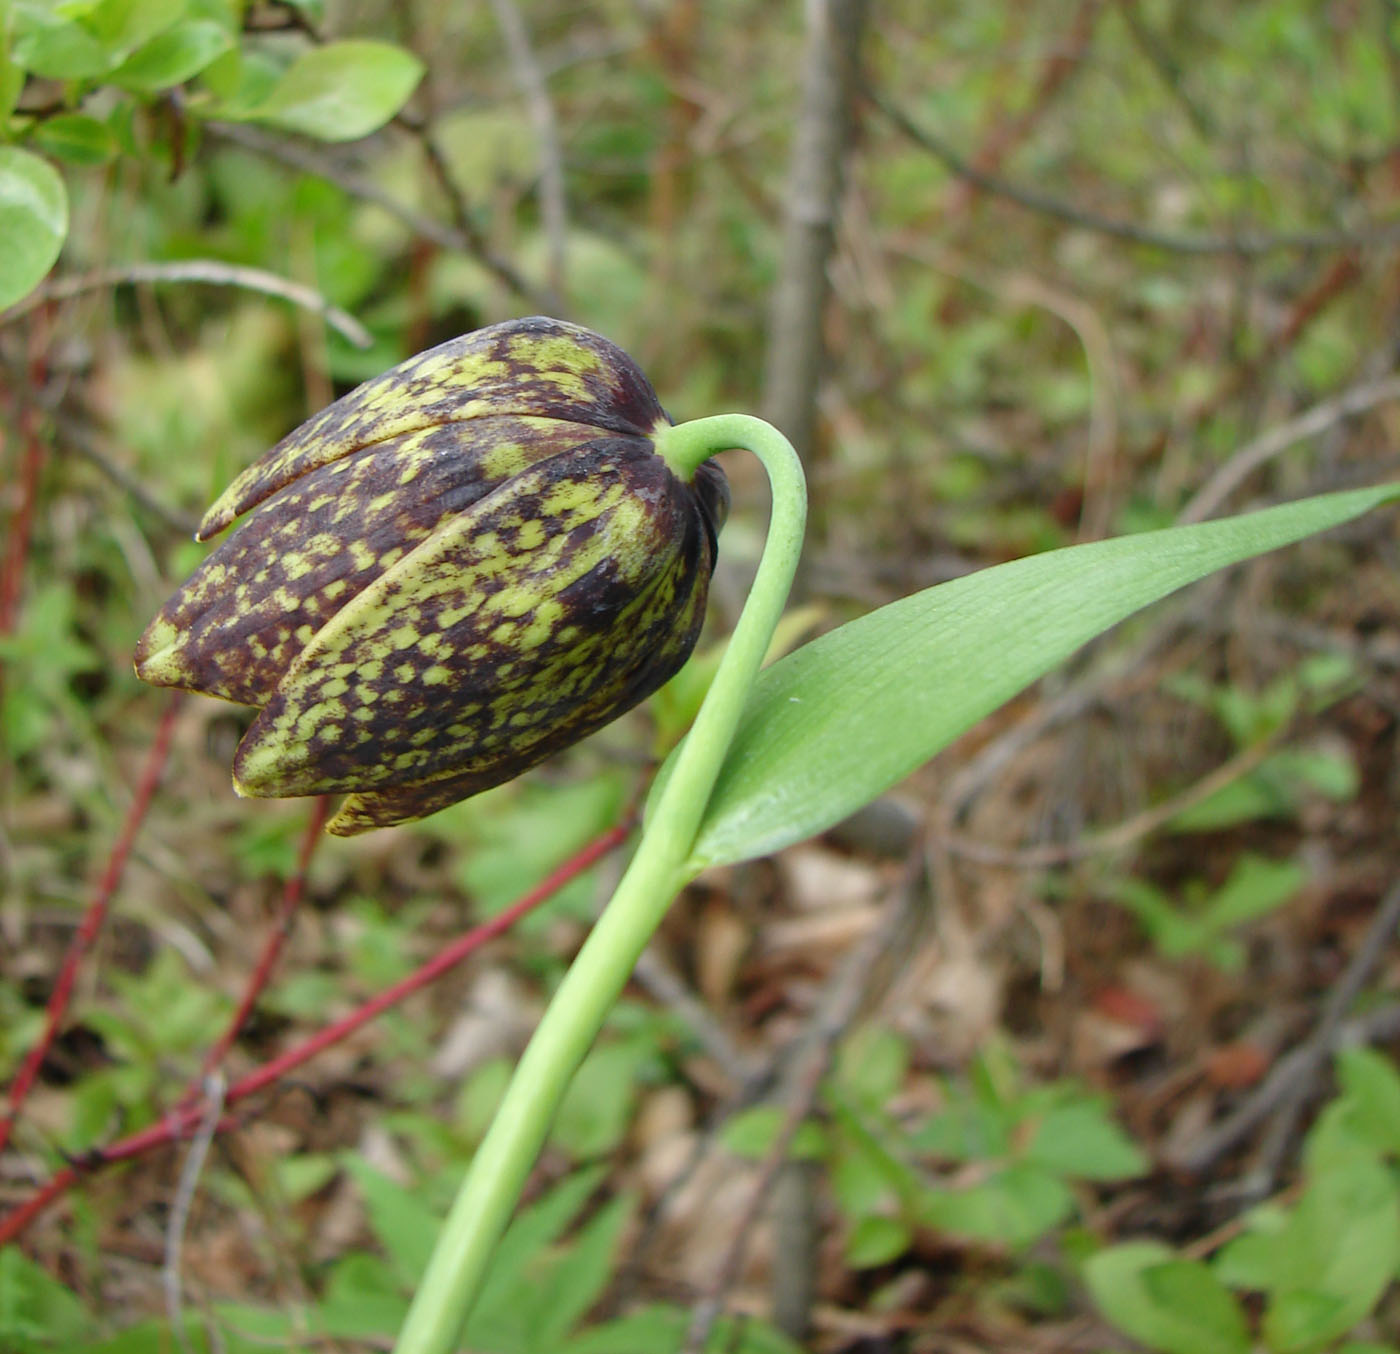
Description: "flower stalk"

(391, 413), (806, 1354)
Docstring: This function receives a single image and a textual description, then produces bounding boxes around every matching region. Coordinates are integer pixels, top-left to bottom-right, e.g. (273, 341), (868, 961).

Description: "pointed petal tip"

(325, 799), (372, 836)
(231, 735), (282, 799)
(133, 617), (192, 689)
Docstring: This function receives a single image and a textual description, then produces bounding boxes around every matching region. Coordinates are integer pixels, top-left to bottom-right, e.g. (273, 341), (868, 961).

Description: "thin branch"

(873, 92), (1400, 257)
(489, 0), (569, 306)
(0, 692), (183, 1156)
(0, 262), (373, 348)
(763, 0), (870, 470)
(0, 821), (629, 1244)
(54, 414), (201, 536)
(164, 1074), (225, 1354)
(1179, 373), (1400, 524)
(209, 122), (556, 314)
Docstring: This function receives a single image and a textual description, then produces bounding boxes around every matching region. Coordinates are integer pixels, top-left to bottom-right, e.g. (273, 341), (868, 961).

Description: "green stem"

(392, 414), (805, 1354)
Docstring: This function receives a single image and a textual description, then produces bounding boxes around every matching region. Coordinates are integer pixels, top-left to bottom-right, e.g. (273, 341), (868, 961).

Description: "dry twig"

(0, 261), (373, 348)
(874, 93), (1400, 257)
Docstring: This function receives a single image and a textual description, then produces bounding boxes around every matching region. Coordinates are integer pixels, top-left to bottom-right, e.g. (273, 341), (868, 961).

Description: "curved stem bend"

(393, 414), (806, 1354)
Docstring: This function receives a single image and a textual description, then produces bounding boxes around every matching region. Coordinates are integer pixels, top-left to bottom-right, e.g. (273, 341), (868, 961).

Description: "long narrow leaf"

(681, 484), (1400, 868)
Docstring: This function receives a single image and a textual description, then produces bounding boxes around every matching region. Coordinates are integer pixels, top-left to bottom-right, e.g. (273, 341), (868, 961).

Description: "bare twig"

(0, 261), (373, 348)
(208, 122), (555, 313)
(873, 93), (1400, 257)
(489, 0), (569, 306)
(1171, 879), (1400, 1177)
(54, 414), (201, 536)
(0, 692), (183, 1157)
(762, 0), (870, 470)
(164, 1073), (226, 1354)
(1180, 373), (1400, 524)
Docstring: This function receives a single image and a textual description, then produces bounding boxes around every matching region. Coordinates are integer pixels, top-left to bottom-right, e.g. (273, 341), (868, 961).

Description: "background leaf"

(0, 147), (68, 310)
(677, 485), (1400, 868)
(240, 39), (424, 142)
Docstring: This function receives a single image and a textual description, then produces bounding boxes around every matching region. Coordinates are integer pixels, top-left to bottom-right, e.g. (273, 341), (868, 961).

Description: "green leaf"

(342, 1157), (440, 1284)
(0, 146), (67, 309)
(1085, 1243), (1252, 1354)
(466, 1167), (607, 1352)
(679, 484), (1400, 868)
(845, 1214), (912, 1268)
(834, 1026), (909, 1108)
(0, 1246), (93, 1347)
(109, 18), (230, 89)
(0, 19), (22, 124)
(1203, 854), (1305, 930)
(317, 1252), (408, 1340)
(564, 1305), (804, 1354)
(29, 112), (117, 165)
(917, 1163), (1072, 1247)
(720, 1105), (827, 1161)
(84, 0), (185, 54)
(239, 39), (424, 142)
(1336, 1047), (1400, 1157)
(1021, 1100), (1148, 1181)
(1261, 1154), (1400, 1351)
(551, 1041), (646, 1159)
(528, 1193), (634, 1350)
(11, 6), (109, 79)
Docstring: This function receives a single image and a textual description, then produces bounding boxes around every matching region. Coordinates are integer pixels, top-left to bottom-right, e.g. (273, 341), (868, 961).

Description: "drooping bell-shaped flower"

(135, 317), (729, 836)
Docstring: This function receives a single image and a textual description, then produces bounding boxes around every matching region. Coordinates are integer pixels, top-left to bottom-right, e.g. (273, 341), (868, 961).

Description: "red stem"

(186, 796), (332, 1098)
(0, 692), (184, 1158)
(0, 820), (630, 1246)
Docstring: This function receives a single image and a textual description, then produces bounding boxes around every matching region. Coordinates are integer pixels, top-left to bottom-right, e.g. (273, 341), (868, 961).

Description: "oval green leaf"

(110, 19), (232, 91)
(1086, 1244), (1252, 1354)
(243, 40), (424, 142)
(0, 148), (68, 310)
(677, 483), (1400, 869)
(30, 113), (118, 166)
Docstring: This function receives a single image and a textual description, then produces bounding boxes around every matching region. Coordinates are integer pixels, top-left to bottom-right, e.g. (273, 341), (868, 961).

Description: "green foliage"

(0, 145), (66, 308)
(1088, 1048), (1400, 1353)
(5, 2), (1400, 1349)
(1104, 853), (1306, 971)
(725, 1033), (1145, 1267)
(220, 40), (424, 141)
(0, 2), (424, 307)
(670, 484), (1400, 869)
(1165, 665), (1360, 832)
(0, 1248), (93, 1353)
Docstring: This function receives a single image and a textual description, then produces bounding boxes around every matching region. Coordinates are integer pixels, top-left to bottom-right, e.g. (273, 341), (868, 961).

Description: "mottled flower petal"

(136, 416), (605, 704)
(199, 317), (668, 540)
(137, 317), (728, 832)
(230, 438), (710, 804)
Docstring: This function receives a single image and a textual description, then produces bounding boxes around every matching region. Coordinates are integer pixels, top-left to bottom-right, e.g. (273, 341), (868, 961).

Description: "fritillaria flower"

(135, 317), (728, 835)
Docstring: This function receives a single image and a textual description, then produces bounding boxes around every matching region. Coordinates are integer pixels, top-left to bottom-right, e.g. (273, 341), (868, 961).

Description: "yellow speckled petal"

(136, 417), (604, 704)
(232, 438), (711, 801)
(199, 317), (669, 540)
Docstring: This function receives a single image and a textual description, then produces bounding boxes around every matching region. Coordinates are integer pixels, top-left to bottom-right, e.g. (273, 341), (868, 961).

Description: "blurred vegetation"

(3, 1), (1400, 1351)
